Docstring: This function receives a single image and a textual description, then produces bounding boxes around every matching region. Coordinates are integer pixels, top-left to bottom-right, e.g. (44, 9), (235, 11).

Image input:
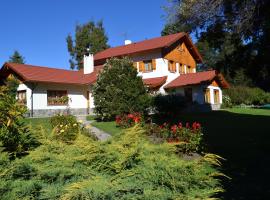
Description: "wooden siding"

(164, 42), (196, 69)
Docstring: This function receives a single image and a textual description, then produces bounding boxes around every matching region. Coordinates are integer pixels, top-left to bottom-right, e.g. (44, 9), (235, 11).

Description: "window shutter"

(152, 59), (156, 70)
(173, 62), (176, 72)
(139, 61), (144, 72)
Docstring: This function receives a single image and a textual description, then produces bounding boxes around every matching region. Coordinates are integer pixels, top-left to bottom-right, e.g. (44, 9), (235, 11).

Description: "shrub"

(0, 126), (224, 199)
(0, 86), (39, 157)
(115, 112), (142, 128)
(222, 94), (233, 108)
(224, 86), (270, 105)
(153, 93), (187, 115)
(93, 57), (151, 120)
(50, 114), (81, 143)
(145, 121), (203, 153)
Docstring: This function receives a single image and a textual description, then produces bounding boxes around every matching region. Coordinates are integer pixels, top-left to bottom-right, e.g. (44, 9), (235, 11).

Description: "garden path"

(76, 115), (111, 141)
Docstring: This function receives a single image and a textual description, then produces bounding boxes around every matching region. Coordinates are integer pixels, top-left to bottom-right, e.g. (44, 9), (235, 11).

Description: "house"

(0, 33), (229, 117)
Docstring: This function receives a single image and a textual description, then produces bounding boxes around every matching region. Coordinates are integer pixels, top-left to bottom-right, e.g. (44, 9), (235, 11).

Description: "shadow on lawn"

(153, 111), (270, 200)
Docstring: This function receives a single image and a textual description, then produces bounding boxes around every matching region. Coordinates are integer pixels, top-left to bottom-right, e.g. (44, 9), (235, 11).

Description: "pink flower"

(178, 122), (182, 129)
(186, 122), (190, 128)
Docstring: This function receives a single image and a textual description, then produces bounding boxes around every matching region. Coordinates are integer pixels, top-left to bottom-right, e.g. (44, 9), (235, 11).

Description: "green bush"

(224, 86), (270, 105)
(0, 86), (39, 157)
(93, 57), (151, 120)
(153, 93), (187, 115)
(0, 126), (224, 199)
(50, 114), (81, 143)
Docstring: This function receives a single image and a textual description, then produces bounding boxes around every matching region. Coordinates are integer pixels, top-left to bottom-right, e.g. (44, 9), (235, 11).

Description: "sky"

(0, 0), (168, 69)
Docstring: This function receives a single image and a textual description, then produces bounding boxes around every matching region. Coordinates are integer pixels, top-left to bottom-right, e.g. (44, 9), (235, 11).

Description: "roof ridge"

(6, 62), (80, 73)
(94, 32), (185, 55)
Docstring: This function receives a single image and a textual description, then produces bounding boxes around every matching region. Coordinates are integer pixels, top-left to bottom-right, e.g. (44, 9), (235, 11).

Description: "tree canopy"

(93, 57), (150, 120)
(162, 0), (270, 90)
(66, 20), (109, 70)
(8, 50), (25, 64)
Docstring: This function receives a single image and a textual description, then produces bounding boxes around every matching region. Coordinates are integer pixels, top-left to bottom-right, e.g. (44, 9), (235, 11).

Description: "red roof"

(164, 70), (229, 89)
(143, 76), (167, 89)
(94, 33), (202, 63)
(0, 63), (100, 85)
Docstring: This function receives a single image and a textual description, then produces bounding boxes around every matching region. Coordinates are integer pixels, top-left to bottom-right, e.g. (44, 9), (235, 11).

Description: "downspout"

(29, 83), (38, 117)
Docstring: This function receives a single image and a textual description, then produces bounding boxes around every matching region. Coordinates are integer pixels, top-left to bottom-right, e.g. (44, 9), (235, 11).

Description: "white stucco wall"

(17, 83), (32, 109)
(18, 83), (90, 111)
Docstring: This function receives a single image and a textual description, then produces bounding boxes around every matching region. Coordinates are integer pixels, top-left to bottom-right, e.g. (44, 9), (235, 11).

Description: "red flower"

(134, 116), (140, 123)
(192, 122), (201, 131)
(171, 125), (177, 133)
(178, 122), (182, 129)
(127, 114), (134, 119)
(186, 122), (190, 128)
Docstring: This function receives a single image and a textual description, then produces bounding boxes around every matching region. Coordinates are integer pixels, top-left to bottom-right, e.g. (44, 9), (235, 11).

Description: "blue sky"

(0, 0), (167, 69)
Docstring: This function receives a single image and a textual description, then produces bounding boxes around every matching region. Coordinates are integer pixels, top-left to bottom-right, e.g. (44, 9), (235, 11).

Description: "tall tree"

(162, 0), (270, 90)
(66, 20), (109, 70)
(9, 50), (25, 64)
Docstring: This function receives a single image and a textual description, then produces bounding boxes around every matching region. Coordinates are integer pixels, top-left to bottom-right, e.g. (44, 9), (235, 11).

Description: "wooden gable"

(164, 41), (196, 69)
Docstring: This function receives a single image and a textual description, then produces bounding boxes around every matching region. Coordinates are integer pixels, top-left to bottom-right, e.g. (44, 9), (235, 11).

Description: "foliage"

(0, 86), (38, 157)
(221, 94), (233, 108)
(66, 20), (109, 70)
(8, 50), (25, 64)
(224, 86), (270, 105)
(5, 75), (19, 99)
(153, 93), (187, 115)
(146, 121), (203, 153)
(0, 125), (224, 199)
(162, 0), (270, 90)
(93, 57), (151, 120)
(50, 114), (81, 143)
(115, 112), (142, 128)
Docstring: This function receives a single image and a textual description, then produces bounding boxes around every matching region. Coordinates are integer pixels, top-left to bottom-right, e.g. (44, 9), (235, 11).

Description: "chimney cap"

(124, 40), (132, 45)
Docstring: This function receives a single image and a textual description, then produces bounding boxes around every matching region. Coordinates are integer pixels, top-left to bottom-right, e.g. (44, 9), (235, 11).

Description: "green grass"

(91, 120), (122, 135)
(225, 107), (270, 116)
(24, 117), (52, 133)
(86, 115), (96, 121)
(153, 108), (270, 199)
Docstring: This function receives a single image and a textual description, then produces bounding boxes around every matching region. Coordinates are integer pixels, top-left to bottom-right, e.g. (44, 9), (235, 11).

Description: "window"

(179, 63), (185, 74)
(214, 89), (220, 104)
(168, 60), (176, 72)
(47, 90), (68, 105)
(17, 90), (26, 105)
(184, 88), (193, 102)
(204, 88), (211, 103)
(186, 66), (192, 73)
(143, 60), (153, 72)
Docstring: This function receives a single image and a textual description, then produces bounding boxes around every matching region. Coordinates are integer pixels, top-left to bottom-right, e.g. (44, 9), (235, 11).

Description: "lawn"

(160, 108), (270, 199)
(91, 121), (122, 135)
(24, 117), (52, 133)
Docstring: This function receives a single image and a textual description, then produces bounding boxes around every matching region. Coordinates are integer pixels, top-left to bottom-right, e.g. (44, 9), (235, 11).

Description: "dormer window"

(168, 60), (176, 73)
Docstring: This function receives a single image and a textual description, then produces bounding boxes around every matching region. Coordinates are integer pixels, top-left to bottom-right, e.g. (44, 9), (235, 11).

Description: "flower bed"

(146, 121), (203, 153)
(115, 112), (142, 128)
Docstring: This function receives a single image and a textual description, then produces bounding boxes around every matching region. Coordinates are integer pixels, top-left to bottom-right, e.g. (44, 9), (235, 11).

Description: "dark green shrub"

(93, 57), (151, 120)
(153, 93), (187, 115)
(50, 114), (81, 143)
(224, 86), (270, 105)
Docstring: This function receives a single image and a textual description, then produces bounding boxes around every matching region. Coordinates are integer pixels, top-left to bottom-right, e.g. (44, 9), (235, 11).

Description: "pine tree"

(66, 20), (109, 70)
(9, 50), (25, 64)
